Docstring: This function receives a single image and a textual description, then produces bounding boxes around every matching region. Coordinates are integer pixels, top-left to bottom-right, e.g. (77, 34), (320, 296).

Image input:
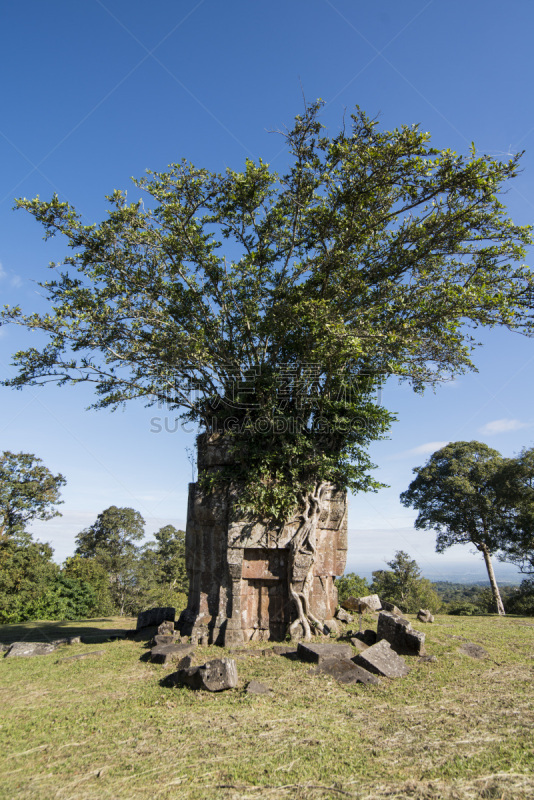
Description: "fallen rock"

(335, 607), (353, 623)
(152, 634), (176, 647)
(137, 607), (175, 630)
(417, 609), (434, 623)
(176, 658), (238, 691)
(377, 611), (425, 655)
(458, 642), (489, 659)
(353, 639), (411, 678)
(350, 637), (369, 652)
(151, 643), (195, 665)
(57, 650), (105, 663)
(297, 642), (353, 664)
(418, 654), (438, 664)
(4, 642), (56, 658)
(382, 602), (404, 616)
(51, 636), (82, 646)
(314, 657), (380, 686)
(158, 620), (175, 636)
(341, 594), (381, 613)
(246, 680), (272, 695)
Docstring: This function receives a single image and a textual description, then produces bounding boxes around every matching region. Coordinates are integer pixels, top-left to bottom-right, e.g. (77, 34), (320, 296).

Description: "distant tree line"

(2, 447), (534, 624)
(0, 451), (188, 624)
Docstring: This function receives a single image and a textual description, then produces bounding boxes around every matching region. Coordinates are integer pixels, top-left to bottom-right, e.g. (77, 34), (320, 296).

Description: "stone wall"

(179, 435), (348, 646)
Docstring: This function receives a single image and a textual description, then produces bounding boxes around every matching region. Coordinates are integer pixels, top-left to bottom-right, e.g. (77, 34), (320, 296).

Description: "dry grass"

(0, 613), (533, 799)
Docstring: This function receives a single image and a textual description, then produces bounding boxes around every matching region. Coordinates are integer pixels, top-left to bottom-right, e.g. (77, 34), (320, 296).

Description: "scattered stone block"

(4, 642), (56, 658)
(350, 637), (369, 652)
(382, 602), (404, 616)
(353, 639), (411, 678)
(50, 636), (82, 646)
(153, 634), (176, 647)
(377, 611), (425, 655)
(158, 620), (175, 636)
(335, 608), (353, 623)
(136, 607), (175, 630)
(150, 643), (195, 665)
(458, 642), (488, 659)
(417, 609), (434, 623)
(314, 657), (380, 686)
(297, 642), (353, 664)
(176, 658), (238, 691)
(357, 594), (382, 612)
(246, 680), (272, 695)
(57, 650), (105, 663)
(418, 654), (437, 664)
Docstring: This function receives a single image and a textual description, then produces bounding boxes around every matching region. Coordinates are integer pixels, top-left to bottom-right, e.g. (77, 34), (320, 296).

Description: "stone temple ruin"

(178, 435), (348, 646)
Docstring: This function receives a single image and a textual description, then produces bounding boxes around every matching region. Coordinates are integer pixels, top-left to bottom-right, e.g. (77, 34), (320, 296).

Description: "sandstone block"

(417, 609), (434, 623)
(314, 657), (380, 685)
(335, 607), (353, 623)
(150, 643), (195, 665)
(353, 639), (410, 678)
(382, 602), (404, 616)
(4, 642), (56, 658)
(297, 642), (353, 664)
(177, 658), (238, 691)
(377, 611), (425, 655)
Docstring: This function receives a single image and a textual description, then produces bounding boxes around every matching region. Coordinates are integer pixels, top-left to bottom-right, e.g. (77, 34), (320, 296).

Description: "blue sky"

(1, 1), (533, 582)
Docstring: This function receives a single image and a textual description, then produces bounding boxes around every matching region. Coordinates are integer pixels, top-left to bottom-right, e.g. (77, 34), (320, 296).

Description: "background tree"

(3, 102), (533, 637)
(0, 451), (66, 541)
(62, 554), (115, 616)
(335, 572), (370, 604)
(493, 445), (534, 575)
(136, 525), (188, 611)
(0, 537), (58, 623)
(400, 441), (507, 615)
(75, 506), (145, 615)
(371, 550), (442, 613)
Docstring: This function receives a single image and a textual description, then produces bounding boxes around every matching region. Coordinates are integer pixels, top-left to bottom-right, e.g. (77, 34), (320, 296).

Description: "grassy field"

(0, 613), (533, 800)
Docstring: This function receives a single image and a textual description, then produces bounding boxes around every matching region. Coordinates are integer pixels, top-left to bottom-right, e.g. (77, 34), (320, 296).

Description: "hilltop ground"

(0, 613), (533, 800)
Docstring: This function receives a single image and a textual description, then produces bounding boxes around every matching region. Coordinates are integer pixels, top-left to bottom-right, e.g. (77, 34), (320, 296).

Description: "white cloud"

(10, 275), (23, 288)
(389, 440), (449, 461)
(478, 418), (531, 435)
(0, 261), (6, 280)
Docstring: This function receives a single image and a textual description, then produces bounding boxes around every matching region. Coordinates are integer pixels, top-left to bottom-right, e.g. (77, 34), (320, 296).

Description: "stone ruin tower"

(178, 435), (348, 646)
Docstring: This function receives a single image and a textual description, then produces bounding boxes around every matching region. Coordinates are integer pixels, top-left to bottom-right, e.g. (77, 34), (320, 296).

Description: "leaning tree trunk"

(287, 482), (330, 641)
(479, 543), (506, 615)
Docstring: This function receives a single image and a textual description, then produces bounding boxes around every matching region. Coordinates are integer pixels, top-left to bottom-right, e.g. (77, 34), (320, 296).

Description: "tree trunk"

(480, 543), (506, 615)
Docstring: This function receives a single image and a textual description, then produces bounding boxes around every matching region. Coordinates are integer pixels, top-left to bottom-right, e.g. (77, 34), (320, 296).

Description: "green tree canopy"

(0, 451), (66, 541)
(75, 506), (145, 615)
(400, 441), (508, 614)
(136, 525), (188, 611)
(493, 446), (534, 575)
(2, 101), (533, 522)
(371, 550), (441, 613)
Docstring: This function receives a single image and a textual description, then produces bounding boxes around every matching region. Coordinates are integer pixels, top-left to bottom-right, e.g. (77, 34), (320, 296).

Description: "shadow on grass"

(0, 617), (140, 645)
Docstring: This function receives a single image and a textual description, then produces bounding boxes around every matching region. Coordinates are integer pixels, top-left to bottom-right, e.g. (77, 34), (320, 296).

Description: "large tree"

(75, 506), (145, 615)
(493, 446), (534, 576)
(2, 102), (533, 635)
(400, 441), (508, 615)
(0, 451), (66, 541)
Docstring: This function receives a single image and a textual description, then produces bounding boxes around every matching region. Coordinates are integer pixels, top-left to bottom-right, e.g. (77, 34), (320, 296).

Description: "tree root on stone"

(286, 482), (329, 642)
